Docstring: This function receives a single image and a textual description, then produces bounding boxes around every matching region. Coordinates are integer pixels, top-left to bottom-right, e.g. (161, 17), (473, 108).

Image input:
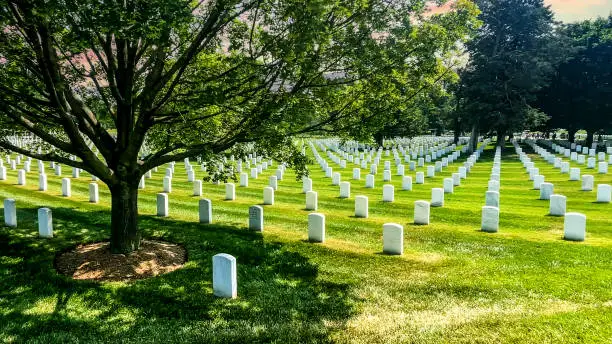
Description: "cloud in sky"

(427, 0), (612, 22)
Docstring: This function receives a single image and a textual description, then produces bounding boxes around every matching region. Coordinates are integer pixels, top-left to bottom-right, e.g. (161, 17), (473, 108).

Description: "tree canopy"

(536, 15), (612, 146)
(0, 0), (479, 252)
(455, 0), (562, 148)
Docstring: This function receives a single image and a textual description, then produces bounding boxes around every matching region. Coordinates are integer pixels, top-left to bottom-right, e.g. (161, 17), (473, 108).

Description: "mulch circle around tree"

(55, 240), (187, 282)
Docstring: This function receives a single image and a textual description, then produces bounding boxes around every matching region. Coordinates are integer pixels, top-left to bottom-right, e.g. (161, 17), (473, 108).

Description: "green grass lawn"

(1, 142), (612, 343)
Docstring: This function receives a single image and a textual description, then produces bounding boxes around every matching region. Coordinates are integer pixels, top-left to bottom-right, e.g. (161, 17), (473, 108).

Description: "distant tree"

(371, 0), (479, 146)
(456, 0), (562, 151)
(0, 0), (478, 253)
(536, 16), (612, 146)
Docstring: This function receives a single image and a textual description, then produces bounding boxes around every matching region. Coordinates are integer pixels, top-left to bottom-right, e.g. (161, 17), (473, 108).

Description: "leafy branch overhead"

(0, 0), (478, 180)
(0, 0), (479, 253)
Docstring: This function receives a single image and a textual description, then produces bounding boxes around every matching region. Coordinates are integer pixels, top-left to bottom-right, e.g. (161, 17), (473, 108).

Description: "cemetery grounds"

(1, 139), (612, 343)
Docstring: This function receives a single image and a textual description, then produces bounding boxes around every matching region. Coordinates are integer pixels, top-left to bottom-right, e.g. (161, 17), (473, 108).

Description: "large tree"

(536, 16), (612, 146)
(456, 0), (562, 150)
(0, 0), (478, 253)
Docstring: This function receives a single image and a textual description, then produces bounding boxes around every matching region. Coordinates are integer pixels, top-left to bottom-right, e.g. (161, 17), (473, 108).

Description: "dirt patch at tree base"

(56, 240), (187, 282)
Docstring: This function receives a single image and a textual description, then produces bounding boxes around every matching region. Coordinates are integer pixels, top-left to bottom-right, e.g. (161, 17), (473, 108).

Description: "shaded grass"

(1, 142), (612, 343)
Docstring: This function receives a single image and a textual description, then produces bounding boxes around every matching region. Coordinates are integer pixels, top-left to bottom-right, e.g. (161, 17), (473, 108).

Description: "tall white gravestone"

(38, 208), (53, 238)
(3, 199), (17, 227)
(382, 223), (404, 255)
(249, 205), (263, 231)
(212, 253), (237, 299)
(414, 200), (430, 225)
(199, 199), (212, 224)
(564, 213), (586, 241)
(308, 213), (325, 243)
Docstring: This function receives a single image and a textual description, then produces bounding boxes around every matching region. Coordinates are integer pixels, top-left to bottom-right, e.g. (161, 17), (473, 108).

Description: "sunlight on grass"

(1, 142), (612, 342)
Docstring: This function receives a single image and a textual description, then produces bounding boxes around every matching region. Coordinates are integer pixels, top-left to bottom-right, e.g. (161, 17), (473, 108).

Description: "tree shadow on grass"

(0, 206), (358, 343)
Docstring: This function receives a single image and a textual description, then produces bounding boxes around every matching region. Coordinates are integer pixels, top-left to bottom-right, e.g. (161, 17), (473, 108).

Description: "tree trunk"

(110, 182), (141, 254)
(468, 122), (479, 153)
(374, 132), (384, 147)
(586, 130), (595, 149)
(453, 117), (461, 144)
(496, 127), (506, 149)
(568, 128), (576, 143)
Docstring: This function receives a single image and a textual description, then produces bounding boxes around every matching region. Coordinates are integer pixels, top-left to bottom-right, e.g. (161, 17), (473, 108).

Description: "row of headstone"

(482, 147), (502, 232)
(523, 140), (612, 204)
(512, 140), (586, 241)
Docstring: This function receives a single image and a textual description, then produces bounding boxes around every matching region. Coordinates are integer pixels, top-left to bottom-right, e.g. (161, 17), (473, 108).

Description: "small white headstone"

(560, 162), (570, 173)
(225, 183), (236, 200)
(426, 166), (435, 178)
(564, 213), (586, 241)
(339, 181), (350, 198)
(332, 172), (341, 186)
(383, 223), (403, 255)
(3, 199), (17, 227)
(212, 253), (237, 299)
(240, 173), (248, 187)
(549, 194), (566, 216)
(414, 200), (430, 225)
(481, 206), (500, 233)
(581, 175), (594, 191)
(0, 166), (6, 180)
(17, 169), (26, 186)
(431, 188), (444, 207)
(416, 172), (424, 184)
(249, 205), (263, 231)
(138, 176), (145, 189)
(157, 193), (168, 217)
(89, 183), (99, 203)
(383, 170), (391, 182)
(38, 173), (47, 191)
(38, 208), (53, 238)
(599, 162), (608, 174)
(443, 178), (454, 194)
(193, 180), (202, 196)
(269, 176), (278, 191)
(163, 176), (172, 193)
(397, 165), (405, 176)
(72, 167), (80, 178)
(540, 182), (554, 200)
(263, 187), (274, 205)
(485, 191), (500, 208)
(365, 174), (375, 188)
(303, 177), (313, 193)
(382, 184), (394, 202)
(452, 173), (460, 186)
(355, 195), (368, 218)
(306, 191), (318, 210)
(353, 168), (361, 180)
(402, 176), (413, 191)
(569, 168), (580, 181)
(587, 157), (596, 169)
(596, 184), (611, 203)
(308, 213), (325, 243)
(61, 178), (71, 197)
(199, 199), (212, 224)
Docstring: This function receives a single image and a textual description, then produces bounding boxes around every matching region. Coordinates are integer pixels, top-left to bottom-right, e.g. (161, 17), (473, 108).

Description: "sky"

(548, 0), (612, 22)
(429, 0), (612, 22)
